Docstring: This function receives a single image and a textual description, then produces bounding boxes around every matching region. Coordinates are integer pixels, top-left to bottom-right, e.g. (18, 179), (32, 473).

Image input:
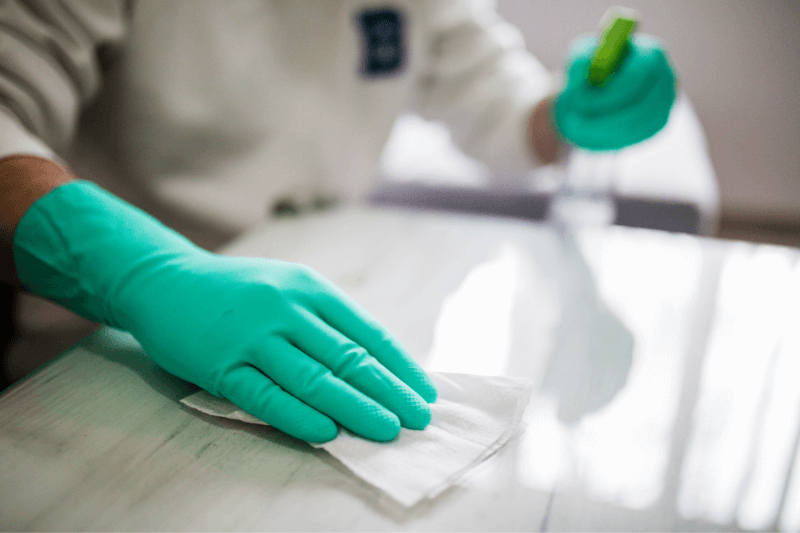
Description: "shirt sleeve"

(412, 0), (554, 177)
(0, 0), (129, 159)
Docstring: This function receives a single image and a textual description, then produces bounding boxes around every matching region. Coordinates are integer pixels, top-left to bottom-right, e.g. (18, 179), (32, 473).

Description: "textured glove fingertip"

(408, 369), (437, 404)
(402, 400), (432, 431)
(361, 409), (401, 442)
(419, 376), (438, 404)
(297, 415), (339, 444)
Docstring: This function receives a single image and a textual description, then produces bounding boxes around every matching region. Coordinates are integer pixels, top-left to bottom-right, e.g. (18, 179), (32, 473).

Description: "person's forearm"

(528, 97), (562, 164)
(11, 170), (436, 443)
(0, 155), (74, 287)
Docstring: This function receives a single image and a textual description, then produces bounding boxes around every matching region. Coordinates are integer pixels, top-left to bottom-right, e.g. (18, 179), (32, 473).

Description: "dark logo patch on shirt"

(358, 8), (405, 77)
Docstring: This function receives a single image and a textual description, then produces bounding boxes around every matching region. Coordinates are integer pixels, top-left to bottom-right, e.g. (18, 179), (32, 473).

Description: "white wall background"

(496, 0), (800, 221)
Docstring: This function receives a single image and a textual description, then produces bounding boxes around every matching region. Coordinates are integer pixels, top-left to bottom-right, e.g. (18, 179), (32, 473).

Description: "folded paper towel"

(181, 372), (533, 507)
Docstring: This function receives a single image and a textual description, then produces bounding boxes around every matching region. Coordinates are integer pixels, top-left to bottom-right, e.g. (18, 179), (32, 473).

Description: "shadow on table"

(540, 287), (634, 424)
(527, 225), (635, 424)
(83, 327), (200, 403)
(85, 327), (320, 454)
(369, 181), (680, 424)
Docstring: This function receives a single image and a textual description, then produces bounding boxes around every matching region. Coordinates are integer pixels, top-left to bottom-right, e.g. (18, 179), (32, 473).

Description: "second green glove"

(553, 34), (677, 151)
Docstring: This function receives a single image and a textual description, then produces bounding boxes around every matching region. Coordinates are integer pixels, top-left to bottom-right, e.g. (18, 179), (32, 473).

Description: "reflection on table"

(378, 93), (719, 235)
(0, 205), (797, 531)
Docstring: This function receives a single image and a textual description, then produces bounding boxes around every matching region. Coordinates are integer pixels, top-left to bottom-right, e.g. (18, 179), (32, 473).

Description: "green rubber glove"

(14, 181), (437, 442)
(553, 34), (677, 151)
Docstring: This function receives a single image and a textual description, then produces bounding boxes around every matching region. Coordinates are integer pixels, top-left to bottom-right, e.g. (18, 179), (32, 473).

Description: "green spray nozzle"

(588, 8), (638, 86)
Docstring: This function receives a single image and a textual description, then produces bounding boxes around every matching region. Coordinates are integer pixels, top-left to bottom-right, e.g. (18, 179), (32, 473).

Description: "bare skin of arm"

(529, 97), (562, 165)
(0, 155), (74, 288)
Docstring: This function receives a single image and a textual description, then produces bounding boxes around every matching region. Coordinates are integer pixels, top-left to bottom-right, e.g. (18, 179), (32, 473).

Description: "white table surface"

(1, 205), (798, 531)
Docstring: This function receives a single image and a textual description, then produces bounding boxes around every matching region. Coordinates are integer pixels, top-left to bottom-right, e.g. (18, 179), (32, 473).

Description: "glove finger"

(219, 365), (337, 443)
(288, 308), (431, 430)
(312, 284), (437, 404)
(252, 340), (402, 441)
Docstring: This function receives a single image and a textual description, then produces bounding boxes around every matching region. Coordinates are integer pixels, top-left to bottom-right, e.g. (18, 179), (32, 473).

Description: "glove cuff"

(14, 180), (205, 329)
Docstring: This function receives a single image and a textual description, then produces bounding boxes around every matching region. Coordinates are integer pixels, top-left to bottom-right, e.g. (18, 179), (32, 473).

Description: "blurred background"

(380, 0), (799, 245)
(499, 0), (800, 245)
(3, 0), (800, 386)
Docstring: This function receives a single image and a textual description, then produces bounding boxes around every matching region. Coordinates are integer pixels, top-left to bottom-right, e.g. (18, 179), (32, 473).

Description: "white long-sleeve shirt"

(0, 0), (552, 234)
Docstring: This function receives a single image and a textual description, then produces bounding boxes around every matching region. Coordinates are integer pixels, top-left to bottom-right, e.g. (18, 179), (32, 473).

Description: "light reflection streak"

(677, 245), (800, 531)
(426, 244), (519, 376)
(782, 432), (800, 531)
(518, 395), (573, 491)
(519, 229), (701, 509)
(775, 273), (800, 533)
(578, 231), (701, 509)
(742, 252), (800, 532)
(739, 318), (800, 530)
(778, 306), (800, 532)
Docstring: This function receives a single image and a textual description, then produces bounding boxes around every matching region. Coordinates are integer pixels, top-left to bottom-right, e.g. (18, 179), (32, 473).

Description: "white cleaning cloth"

(181, 372), (533, 507)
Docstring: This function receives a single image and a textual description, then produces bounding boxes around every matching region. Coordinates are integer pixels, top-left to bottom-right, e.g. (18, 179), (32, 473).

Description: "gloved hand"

(14, 180), (437, 442)
(553, 35), (677, 151)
